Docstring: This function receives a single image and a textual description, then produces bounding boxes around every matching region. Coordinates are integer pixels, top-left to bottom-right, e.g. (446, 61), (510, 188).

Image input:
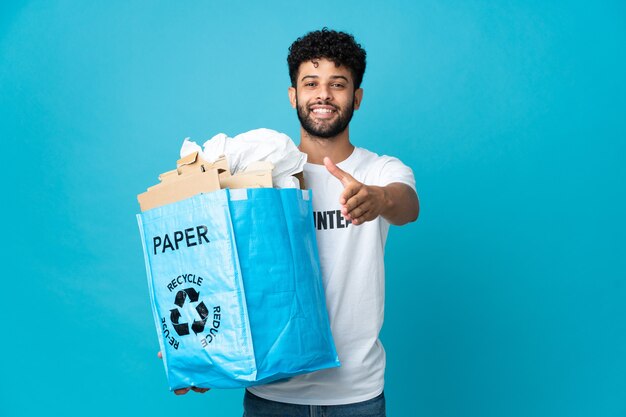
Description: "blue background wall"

(2, 1), (625, 416)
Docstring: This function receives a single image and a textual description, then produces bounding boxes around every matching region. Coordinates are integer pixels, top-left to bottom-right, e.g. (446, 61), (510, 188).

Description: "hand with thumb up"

(323, 157), (390, 226)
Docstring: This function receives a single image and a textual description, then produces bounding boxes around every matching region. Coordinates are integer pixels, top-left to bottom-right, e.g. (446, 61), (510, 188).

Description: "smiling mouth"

(309, 105), (338, 119)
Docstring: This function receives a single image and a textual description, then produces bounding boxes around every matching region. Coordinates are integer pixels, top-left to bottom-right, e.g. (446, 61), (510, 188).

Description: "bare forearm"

(379, 183), (419, 226)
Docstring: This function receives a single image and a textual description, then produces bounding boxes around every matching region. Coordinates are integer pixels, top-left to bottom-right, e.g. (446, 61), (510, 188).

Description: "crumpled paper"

(180, 128), (307, 189)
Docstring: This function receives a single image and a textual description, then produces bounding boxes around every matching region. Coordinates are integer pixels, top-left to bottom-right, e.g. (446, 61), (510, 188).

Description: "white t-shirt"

(248, 147), (416, 405)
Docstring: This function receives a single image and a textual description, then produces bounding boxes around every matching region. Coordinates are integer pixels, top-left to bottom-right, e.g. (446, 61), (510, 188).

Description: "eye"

(304, 82), (317, 87)
(332, 83), (345, 89)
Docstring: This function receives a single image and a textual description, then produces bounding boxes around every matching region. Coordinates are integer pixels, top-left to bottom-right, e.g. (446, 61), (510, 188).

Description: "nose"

(316, 85), (333, 102)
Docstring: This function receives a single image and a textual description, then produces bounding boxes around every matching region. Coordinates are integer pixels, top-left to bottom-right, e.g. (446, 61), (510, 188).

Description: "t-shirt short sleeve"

(375, 156), (416, 191)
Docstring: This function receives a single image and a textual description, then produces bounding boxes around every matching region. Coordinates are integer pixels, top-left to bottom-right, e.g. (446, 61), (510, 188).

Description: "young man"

(243, 28), (420, 416)
(169, 28), (419, 415)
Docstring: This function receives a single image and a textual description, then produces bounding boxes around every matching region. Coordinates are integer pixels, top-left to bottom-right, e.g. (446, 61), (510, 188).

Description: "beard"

(296, 96), (355, 139)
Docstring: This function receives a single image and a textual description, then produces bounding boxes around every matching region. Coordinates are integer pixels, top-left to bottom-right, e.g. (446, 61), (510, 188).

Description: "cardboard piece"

(138, 151), (306, 212)
(138, 168), (221, 212)
(176, 153), (230, 177)
(220, 170), (273, 189)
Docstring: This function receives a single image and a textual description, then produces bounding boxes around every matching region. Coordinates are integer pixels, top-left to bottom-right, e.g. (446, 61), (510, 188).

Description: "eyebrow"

(300, 75), (350, 82)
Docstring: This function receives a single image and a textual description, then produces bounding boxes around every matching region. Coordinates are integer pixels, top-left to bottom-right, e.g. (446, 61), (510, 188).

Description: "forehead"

(297, 58), (354, 83)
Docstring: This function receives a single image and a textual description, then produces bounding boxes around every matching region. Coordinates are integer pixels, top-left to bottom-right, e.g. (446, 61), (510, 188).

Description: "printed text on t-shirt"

(312, 209), (351, 230)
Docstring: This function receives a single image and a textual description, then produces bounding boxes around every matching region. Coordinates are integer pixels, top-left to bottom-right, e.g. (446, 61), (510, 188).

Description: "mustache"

(307, 102), (339, 110)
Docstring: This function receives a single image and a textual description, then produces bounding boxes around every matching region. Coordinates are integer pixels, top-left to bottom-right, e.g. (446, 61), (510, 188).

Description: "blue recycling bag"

(137, 188), (339, 390)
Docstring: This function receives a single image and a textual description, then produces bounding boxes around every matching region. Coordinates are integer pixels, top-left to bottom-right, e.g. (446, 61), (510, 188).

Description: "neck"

(298, 126), (355, 165)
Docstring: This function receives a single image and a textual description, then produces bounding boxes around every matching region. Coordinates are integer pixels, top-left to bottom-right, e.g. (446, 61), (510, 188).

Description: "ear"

(353, 88), (364, 110)
(288, 87), (297, 109)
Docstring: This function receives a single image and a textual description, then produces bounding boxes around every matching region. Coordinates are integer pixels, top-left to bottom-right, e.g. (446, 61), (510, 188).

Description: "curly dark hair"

(287, 28), (367, 89)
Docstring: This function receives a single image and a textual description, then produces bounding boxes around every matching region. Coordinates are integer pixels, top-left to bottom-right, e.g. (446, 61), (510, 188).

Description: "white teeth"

(313, 108), (333, 113)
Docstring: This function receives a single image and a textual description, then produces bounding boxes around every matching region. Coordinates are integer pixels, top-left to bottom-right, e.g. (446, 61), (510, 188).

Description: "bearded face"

(296, 95), (356, 139)
(289, 58), (362, 140)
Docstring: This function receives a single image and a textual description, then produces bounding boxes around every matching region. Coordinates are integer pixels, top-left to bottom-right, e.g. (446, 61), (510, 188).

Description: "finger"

(347, 196), (375, 217)
(344, 187), (370, 212)
(323, 157), (354, 187)
(342, 202), (368, 220)
(157, 351), (162, 359)
(340, 182), (361, 205)
(340, 208), (352, 222)
(351, 209), (372, 225)
(347, 203), (369, 219)
(191, 387), (210, 393)
(343, 196), (363, 213)
(340, 203), (355, 218)
(174, 388), (191, 395)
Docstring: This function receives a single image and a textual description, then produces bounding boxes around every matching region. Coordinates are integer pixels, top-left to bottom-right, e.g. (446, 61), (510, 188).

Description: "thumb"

(323, 157), (353, 187)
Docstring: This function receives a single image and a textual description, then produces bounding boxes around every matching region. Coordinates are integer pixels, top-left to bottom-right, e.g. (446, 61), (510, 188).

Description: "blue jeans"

(243, 390), (386, 417)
